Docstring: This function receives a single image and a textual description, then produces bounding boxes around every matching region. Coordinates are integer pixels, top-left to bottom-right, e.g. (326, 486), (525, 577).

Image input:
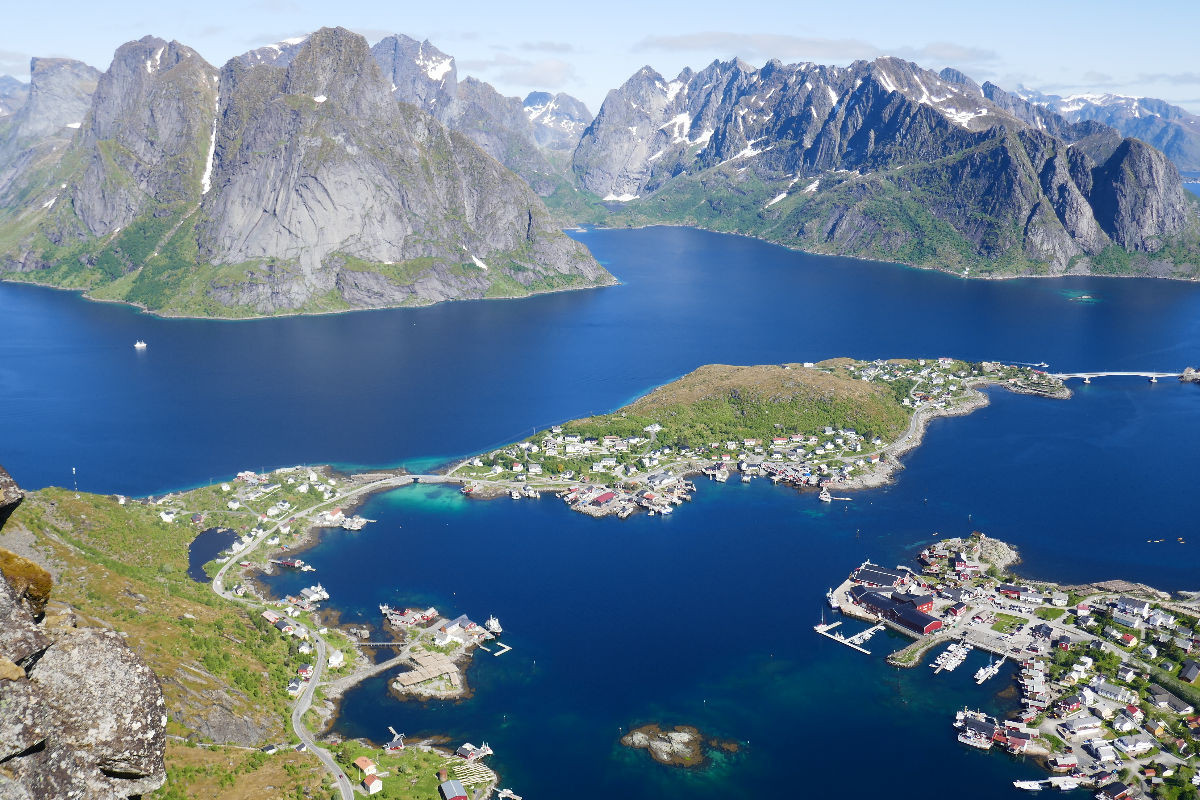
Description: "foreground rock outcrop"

(0, 465), (22, 532)
(0, 543), (167, 799)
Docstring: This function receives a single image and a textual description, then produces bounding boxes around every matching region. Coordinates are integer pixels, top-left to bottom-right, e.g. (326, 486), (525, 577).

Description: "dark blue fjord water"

(3, 224), (1200, 798)
(2, 226), (1200, 495)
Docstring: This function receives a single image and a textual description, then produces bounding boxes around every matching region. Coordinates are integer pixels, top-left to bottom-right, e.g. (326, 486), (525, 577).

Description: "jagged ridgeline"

(0, 27), (611, 317)
(573, 57), (1200, 277)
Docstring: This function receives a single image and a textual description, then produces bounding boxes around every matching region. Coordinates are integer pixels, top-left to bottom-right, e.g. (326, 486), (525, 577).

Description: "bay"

(262, 380), (1200, 799)
(3, 224), (1200, 798)
(3, 227), (1200, 495)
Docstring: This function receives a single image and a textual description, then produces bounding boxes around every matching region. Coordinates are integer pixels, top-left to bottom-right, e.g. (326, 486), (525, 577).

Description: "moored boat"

(957, 731), (993, 750)
(826, 588), (840, 611)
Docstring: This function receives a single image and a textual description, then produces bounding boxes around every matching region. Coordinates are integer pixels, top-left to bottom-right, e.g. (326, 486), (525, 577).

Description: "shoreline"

(0, 268), (618, 323)
(578, 221), (1200, 284)
(445, 373), (1071, 518)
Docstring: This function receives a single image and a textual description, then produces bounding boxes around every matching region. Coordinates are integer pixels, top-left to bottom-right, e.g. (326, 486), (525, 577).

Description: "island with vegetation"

(450, 358), (1069, 518)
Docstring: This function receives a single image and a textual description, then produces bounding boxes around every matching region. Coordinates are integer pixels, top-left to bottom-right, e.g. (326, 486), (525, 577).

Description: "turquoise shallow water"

(4, 224), (1200, 796)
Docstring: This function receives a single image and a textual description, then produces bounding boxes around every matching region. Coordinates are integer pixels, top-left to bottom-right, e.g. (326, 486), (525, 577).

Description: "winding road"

(209, 472), (430, 800)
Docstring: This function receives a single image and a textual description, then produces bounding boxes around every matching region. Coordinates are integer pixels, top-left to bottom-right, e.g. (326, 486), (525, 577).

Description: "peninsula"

(449, 358), (1069, 518)
(0, 465), (503, 800)
(823, 532), (1200, 798)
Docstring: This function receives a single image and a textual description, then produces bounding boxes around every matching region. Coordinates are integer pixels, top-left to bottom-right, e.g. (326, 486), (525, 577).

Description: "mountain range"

(1, 30), (1199, 318)
(1015, 89), (1200, 173)
(572, 57), (1199, 277)
(0, 28), (609, 316)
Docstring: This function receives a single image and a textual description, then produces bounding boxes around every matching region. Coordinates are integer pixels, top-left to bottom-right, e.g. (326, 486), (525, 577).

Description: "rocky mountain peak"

(523, 91), (592, 150)
(574, 55), (1199, 276)
(8, 57), (100, 140)
(279, 26), (392, 114)
(371, 32), (458, 110)
(236, 34), (310, 68)
(65, 35), (218, 235)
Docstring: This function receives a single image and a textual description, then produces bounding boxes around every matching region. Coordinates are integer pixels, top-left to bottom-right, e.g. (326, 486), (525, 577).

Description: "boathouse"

(849, 563), (907, 588)
(847, 586), (942, 635)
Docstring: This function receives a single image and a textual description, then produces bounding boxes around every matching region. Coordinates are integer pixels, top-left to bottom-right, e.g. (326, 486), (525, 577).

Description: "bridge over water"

(1050, 371), (1180, 381)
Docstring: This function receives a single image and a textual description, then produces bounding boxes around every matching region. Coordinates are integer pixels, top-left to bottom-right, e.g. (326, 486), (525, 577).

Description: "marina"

(813, 620), (885, 654)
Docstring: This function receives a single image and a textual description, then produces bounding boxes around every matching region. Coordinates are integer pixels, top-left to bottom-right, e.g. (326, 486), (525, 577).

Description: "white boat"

(134, 340), (147, 349)
(1150, 376), (1158, 383)
(1013, 780), (1045, 791)
(741, 474), (751, 483)
(510, 490), (521, 499)
(818, 488), (832, 502)
(485, 615), (502, 634)
(957, 731), (993, 750)
(826, 588), (840, 611)
(1047, 777), (1080, 790)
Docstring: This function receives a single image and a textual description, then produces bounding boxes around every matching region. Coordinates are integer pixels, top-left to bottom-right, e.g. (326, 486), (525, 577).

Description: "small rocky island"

(620, 724), (739, 768)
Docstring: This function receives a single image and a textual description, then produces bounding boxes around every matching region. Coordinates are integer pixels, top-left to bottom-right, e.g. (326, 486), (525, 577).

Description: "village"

(822, 534), (1200, 800)
(125, 463), (522, 800)
(450, 359), (1068, 520)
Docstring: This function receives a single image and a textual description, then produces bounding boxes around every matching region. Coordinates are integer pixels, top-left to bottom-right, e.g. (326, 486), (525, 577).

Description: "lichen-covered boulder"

(29, 628), (167, 791)
(0, 547), (53, 618)
(0, 572), (49, 666)
(0, 568), (167, 799)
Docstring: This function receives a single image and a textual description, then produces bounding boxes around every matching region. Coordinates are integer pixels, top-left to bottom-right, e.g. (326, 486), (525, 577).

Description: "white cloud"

(459, 53), (577, 88)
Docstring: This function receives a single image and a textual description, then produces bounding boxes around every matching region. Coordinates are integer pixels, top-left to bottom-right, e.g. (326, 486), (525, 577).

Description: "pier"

(814, 621), (884, 654)
(493, 643), (512, 657)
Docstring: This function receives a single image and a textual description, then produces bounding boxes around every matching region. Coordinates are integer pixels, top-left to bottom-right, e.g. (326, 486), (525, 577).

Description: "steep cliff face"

(197, 27), (607, 312)
(0, 29), (609, 315)
(0, 547), (167, 800)
(370, 33), (563, 196)
(574, 56), (1199, 275)
(0, 58), (100, 208)
(66, 36), (218, 237)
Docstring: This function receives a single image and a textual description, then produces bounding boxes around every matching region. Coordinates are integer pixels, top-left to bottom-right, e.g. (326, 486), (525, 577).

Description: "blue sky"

(4, 0), (1199, 113)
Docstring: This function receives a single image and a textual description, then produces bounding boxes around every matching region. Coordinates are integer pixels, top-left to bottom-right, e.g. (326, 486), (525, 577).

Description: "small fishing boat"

(134, 340), (147, 349)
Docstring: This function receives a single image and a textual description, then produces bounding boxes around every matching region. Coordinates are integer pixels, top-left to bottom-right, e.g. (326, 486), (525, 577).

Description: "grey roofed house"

(439, 778), (468, 800)
(1115, 597), (1152, 617)
(1181, 659), (1200, 683)
(1149, 684), (1195, 715)
(1059, 715), (1103, 736)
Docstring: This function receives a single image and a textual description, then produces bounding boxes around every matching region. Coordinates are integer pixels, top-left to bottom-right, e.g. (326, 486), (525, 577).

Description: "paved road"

(293, 635), (355, 799)
(209, 473), (428, 800)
